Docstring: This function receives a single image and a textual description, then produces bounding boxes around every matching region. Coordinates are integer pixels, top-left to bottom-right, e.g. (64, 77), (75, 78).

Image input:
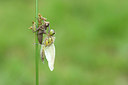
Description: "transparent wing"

(45, 43), (55, 71)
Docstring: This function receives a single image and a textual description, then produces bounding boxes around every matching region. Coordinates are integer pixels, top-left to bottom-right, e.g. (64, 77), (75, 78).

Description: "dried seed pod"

(40, 16), (47, 21)
(38, 13), (47, 21)
(28, 21), (36, 31)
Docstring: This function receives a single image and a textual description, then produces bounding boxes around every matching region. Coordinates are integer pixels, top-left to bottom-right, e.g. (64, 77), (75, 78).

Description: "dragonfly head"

(49, 29), (55, 36)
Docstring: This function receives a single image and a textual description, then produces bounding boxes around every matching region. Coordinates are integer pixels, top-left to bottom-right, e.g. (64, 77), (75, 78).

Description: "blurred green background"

(0, 0), (128, 85)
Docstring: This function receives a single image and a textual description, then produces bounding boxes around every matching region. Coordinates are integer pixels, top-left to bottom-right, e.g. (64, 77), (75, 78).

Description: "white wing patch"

(45, 44), (55, 71)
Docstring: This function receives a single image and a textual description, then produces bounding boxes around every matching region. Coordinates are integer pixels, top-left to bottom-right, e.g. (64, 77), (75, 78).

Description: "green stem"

(35, 0), (39, 85)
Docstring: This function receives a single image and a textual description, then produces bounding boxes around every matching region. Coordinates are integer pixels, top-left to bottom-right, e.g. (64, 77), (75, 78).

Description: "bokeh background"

(0, 0), (128, 85)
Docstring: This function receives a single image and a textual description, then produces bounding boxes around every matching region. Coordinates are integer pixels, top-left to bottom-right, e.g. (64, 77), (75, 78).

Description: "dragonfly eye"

(49, 29), (55, 36)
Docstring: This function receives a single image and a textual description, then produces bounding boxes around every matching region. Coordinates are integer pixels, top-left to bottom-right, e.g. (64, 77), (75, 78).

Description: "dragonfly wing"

(45, 43), (55, 71)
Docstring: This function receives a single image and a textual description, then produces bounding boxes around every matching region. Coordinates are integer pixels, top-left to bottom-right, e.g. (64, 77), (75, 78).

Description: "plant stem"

(35, 0), (39, 85)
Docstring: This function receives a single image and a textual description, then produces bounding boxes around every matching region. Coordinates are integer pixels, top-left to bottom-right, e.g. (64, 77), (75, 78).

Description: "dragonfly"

(29, 13), (56, 71)
(40, 29), (56, 71)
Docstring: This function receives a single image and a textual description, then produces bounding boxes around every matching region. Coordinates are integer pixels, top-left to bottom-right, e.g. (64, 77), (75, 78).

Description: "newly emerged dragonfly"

(29, 13), (56, 71)
(40, 29), (56, 71)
